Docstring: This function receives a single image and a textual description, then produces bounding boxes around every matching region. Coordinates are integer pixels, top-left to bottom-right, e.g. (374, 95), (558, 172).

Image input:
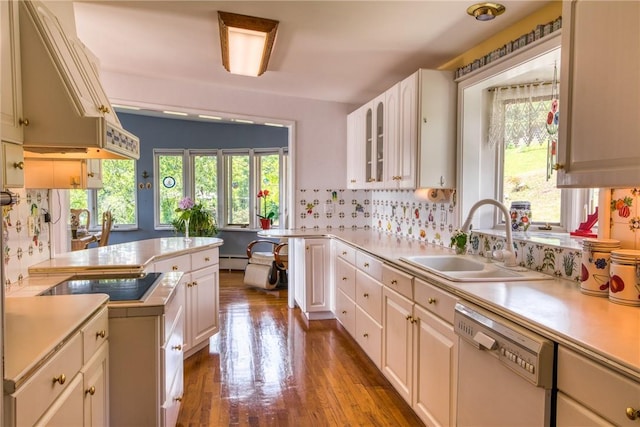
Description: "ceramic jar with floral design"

(509, 201), (531, 231)
(580, 238), (620, 297)
(609, 249), (640, 306)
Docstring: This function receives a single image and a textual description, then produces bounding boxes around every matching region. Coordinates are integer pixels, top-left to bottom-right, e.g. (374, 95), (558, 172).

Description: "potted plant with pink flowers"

(172, 196), (217, 241)
(257, 189), (278, 229)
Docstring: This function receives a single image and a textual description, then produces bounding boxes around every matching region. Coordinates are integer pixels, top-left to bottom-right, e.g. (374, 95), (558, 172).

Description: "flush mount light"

(467, 2), (505, 21)
(218, 11), (279, 77)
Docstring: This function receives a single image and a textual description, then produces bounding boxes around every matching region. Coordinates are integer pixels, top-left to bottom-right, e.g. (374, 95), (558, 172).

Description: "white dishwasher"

(454, 302), (555, 427)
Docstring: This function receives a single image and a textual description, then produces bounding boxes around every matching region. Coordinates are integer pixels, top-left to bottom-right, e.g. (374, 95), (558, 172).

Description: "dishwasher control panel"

(454, 302), (554, 388)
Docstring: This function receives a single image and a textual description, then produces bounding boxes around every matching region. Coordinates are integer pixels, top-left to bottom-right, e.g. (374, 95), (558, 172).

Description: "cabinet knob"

(363, 293), (369, 298)
(205, 257), (210, 262)
(552, 163), (564, 170)
(96, 330), (106, 339)
(98, 105), (111, 114)
(172, 344), (183, 351)
(18, 118), (29, 127)
(192, 280), (198, 286)
(390, 279), (398, 285)
(88, 172), (95, 178)
(406, 314), (413, 322)
(174, 396), (183, 402)
(342, 251), (347, 256)
(627, 407), (640, 420)
(363, 333), (369, 338)
(13, 161), (24, 170)
(342, 277), (348, 281)
(350, 179), (356, 183)
(363, 262), (369, 268)
(172, 265), (178, 271)
(85, 386), (96, 396)
(428, 297), (437, 304)
(342, 310), (347, 314)
(52, 374), (66, 385)
(187, 282), (193, 287)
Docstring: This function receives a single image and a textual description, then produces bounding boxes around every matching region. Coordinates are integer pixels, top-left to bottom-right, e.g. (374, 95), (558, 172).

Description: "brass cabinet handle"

(552, 163), (564, 170)
(406, 314), (413, 322)
(192, 280), (198, 286)
(363, 293), (369, 298)
(342, 310), (347, 314)
(187, 282), (193, 287)
(85, 386), (96, 396)
(204, 257), (210, 262)
(363, 333), (369, 338)
(52, 374), (66, 385)
(342, 251), (347, 256)
(98, 105), (111, 114)
(350, 179), (356, 183)
(88, 172), (95, 177)
(342, 277), (348, 281)
(96, 330), (106, 339)
(172, 344), (183, 351)
(19, 118), (29, 126)
(363, 262), (369, 268)
(428, 297), (437, 304)
(174, 396), (183, 402)
(172, 265), (178, 271)
(627, 407), (640, 420)
(390, 279), (398, 285)
(13, 161), (24, 170)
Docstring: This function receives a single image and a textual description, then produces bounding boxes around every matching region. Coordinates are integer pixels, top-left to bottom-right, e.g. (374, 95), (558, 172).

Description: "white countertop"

(28, 237), (223, 275)
(4, 294), (108, 393)
(261, 228), (640, 380)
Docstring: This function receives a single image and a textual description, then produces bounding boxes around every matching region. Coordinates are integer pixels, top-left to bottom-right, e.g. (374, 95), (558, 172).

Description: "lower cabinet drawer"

(335, 257), (356, 300)
(155, 254), (191, 273)
(414, 277), (458, 324)
(355, 270), (382, 323)
(9, 332), (83, 427)
(82, 306), (109, 364)
(355, 306), (382, 369)
(191, 247), (219, 271)
(335, 289), (356, 337)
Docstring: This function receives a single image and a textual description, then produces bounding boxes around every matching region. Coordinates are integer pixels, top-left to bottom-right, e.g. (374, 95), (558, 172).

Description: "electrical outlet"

(324, 203), (335, 214)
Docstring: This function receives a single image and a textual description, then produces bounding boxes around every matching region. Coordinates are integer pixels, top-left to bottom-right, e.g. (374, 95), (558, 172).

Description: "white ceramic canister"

(509, 201), (531, 231)
(609, 249), (640, 306)
(580, 238), (621, 297)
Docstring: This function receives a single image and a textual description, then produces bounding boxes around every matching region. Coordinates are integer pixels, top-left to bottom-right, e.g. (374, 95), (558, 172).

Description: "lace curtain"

(487, 83), (554, 149)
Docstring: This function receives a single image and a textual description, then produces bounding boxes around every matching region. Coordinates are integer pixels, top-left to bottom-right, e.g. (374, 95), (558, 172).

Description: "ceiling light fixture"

(466, 3), (505, 21)
(218, 11), (279, 77)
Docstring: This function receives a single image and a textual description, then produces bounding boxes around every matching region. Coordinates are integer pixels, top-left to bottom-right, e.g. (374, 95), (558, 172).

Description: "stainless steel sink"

(399, 255), (552, 282)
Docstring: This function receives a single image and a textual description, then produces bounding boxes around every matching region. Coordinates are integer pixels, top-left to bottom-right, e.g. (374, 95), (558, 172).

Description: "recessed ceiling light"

(467, 3), (505, 21)
(233, 119), (254, 124)
(264, 122), (284, 127)
(198, 115), (223, 120)
(112, 104), (141, 111)
(163, 110), (188, 116)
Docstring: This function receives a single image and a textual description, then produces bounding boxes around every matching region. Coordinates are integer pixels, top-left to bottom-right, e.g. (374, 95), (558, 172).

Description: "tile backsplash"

(609, 188), (640, 249)
(295, 188), (371, 230)
(3, 189), (51, 290)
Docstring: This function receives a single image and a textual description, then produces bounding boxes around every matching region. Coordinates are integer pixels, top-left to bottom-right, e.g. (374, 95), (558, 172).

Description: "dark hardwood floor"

(176, 270), (424, 426)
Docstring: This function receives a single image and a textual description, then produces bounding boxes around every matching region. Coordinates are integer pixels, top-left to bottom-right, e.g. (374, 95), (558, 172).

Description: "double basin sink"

(400, 255), (552, 282)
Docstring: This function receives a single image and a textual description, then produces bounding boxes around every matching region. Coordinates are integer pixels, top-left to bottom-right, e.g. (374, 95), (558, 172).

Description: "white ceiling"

(73, 1), (554, 107)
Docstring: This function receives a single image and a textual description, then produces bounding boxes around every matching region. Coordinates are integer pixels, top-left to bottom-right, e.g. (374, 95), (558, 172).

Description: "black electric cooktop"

(39, 272), (162, 302)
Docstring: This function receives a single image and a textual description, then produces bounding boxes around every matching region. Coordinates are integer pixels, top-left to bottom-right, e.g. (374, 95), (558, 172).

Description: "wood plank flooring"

(176, 271), (425, 427)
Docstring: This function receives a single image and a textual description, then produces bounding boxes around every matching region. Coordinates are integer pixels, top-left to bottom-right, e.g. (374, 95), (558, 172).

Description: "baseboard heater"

(219, 255), (248, 271)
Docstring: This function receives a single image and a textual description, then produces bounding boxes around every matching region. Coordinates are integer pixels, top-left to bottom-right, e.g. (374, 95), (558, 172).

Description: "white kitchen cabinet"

(4, 306), (109, 427)
(109, 281), (184, 427)
(402, 69), (457, 189)
(82, 343), (109, 427)
(346, 106), (366, 189)
(84, 159), (102, 189)
(2, 141), (24, 188)
(382, 286), (414, 404)
(292, 237), (333, 319)
(1, 0), (25, 145)
(153, 247), (220, 357)
(346, 69), (455, 190)
(24, 158), (87, 189)
(557, 0), (640, 187)
(412, 277), (458, 427)
(557, 345), (640, 426)
(364, 94), (385, 188)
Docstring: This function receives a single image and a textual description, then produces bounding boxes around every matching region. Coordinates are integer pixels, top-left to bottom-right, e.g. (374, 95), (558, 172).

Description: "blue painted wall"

(107, 112), (288, 256)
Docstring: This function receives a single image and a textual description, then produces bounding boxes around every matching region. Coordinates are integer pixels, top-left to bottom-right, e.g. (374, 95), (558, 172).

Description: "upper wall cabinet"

(557, 0), (640, 187)
(1, 0), (26, 144)
(346, 69), (456, 190)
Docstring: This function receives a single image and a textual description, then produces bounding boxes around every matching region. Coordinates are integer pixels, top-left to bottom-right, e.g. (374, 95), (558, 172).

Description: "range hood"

(18, 1), (139, 160)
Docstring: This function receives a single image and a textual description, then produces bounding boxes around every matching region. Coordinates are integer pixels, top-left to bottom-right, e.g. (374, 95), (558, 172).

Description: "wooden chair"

(70, 208), (90, 233)
(98, 211), (113, 246)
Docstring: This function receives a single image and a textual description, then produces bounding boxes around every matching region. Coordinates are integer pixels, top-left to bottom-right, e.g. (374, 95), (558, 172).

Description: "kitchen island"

(261, 228), (640, 425)
(8, 237), (224, 427)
